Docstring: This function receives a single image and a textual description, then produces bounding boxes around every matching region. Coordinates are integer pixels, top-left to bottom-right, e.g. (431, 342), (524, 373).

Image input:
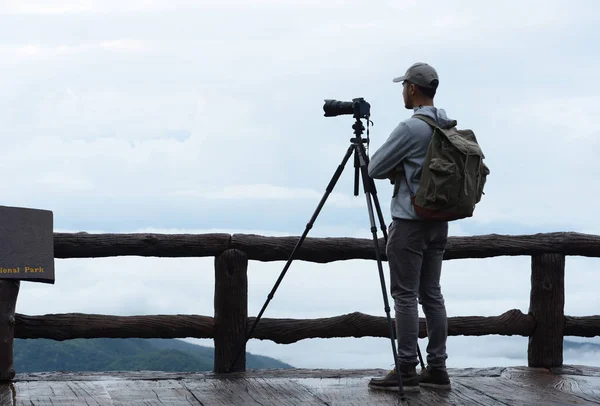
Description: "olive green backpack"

(405, 115), (490, 221)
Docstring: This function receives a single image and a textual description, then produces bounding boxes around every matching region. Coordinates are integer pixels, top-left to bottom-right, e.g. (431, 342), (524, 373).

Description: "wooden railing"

(2, 231), (600, 378)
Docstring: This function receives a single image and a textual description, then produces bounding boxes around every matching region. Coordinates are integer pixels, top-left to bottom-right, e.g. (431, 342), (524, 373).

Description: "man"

(366, 62), (452, 392)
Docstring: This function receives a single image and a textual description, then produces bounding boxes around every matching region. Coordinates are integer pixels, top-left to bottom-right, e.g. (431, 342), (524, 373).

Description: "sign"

(0, 205), (54, 284)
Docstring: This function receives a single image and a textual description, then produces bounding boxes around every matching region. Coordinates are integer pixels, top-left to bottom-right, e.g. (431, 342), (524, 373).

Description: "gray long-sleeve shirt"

(368, 106), (454, 220)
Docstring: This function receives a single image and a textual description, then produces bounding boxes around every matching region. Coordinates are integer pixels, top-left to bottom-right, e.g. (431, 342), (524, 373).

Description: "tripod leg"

(354, 146), (405, 399)
(354, 151), (360, 197)
(368, 175), (388, 242)
(227, 143), (357, 373)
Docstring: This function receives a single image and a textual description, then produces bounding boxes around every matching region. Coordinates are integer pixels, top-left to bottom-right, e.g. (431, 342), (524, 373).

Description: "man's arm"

(368, 121), (416, 179)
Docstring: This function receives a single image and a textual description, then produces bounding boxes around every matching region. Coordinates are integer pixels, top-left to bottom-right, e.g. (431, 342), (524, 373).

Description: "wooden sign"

(0, 205), (54, 284)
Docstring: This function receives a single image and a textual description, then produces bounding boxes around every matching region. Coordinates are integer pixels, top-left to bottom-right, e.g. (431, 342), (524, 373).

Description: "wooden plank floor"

(2, 365), (600, 405)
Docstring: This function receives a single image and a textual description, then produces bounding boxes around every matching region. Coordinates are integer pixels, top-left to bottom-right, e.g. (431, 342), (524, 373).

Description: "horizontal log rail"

(12, 310), (600, 343)
(53, 231), (600, 261)
(564, 316), (600, 337)
(0, 231), (598, 379)
(15, 314), (215, 340)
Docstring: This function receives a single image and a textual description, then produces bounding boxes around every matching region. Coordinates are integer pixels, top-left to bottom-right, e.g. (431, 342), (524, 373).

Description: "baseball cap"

(393, 62), (439, 89)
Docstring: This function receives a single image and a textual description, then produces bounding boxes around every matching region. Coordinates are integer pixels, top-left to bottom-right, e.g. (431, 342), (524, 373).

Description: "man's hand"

(388, 167), (406, 184)
(370, 167), (402, 184)
(387, 170), (396, 184)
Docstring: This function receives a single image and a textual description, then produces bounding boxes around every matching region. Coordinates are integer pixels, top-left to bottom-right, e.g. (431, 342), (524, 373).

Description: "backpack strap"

(399, 115), (440, 199)
(393, 114), (455, 200)
(412, 114), (438, 129)
(401, 172), (415, 198)
(413, 114), (458, 130)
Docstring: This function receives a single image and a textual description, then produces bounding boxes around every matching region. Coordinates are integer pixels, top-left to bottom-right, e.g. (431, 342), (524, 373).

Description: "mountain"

(13, 338), (293, 373)
(13, 337), (597, 374)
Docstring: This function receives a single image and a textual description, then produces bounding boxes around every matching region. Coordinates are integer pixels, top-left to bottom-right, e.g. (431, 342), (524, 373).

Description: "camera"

(323, 97), (370, 119)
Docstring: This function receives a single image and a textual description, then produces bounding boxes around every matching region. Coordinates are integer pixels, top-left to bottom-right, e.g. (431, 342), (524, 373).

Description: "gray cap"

(393, 62), (439, 89)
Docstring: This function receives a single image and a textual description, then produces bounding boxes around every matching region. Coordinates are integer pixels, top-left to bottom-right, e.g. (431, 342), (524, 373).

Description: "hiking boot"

(368, 364), (419, 392)
(419, 365), (451, 389)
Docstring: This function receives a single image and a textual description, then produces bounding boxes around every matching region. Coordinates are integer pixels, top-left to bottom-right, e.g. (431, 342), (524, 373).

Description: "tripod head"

(351, 117), (368, 145)
(349, 114), (373, 196)
(321, 96), (372, 147)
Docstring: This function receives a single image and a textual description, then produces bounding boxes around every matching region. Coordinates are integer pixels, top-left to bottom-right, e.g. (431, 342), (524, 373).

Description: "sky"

(2, 0), (600, 371)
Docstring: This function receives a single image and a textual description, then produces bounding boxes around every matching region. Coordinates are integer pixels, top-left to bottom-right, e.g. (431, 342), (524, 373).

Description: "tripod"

(229, 113), (425, 400)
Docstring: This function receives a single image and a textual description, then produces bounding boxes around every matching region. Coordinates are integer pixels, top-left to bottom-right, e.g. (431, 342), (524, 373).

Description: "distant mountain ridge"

(12, 338), (598, 373)
(13, 338), (293, 373)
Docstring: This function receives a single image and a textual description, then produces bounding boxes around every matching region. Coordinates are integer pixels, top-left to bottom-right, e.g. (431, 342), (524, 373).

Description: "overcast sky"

(2, 0), (600, 371)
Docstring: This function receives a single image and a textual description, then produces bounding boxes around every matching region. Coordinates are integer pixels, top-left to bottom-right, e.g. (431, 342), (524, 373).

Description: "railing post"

(214, 248), (248, 373)
(0, 280), (19, 381)
(528, 253), (565, 368)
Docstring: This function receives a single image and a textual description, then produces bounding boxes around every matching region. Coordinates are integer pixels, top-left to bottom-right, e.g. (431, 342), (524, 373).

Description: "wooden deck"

(3, 365), (600, 405)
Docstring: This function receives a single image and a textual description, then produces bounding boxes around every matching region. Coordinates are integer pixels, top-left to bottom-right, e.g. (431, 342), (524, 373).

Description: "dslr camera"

(323, 97), (370, 119)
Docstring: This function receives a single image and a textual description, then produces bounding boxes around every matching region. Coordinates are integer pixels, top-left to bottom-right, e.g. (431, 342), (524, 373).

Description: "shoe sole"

(368, 383), (420, 392)
(419, 382), (451, 389)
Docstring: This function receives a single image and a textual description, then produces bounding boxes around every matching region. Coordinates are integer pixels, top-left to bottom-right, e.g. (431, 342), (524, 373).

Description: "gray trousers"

(386, 218), (449, 368)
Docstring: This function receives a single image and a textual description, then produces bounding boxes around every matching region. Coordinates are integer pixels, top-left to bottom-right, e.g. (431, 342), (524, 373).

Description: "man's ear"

(409, 83), (417, 96)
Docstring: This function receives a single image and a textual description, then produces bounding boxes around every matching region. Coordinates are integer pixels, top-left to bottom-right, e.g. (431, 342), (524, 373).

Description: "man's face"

(402, 81), (414, 109)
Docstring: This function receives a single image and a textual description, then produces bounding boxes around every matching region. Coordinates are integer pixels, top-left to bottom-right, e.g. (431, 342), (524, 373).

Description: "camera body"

(323, 97), (370, 119)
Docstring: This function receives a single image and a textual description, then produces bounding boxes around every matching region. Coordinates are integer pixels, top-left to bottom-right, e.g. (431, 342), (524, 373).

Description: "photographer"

(367, 62), (452, 392)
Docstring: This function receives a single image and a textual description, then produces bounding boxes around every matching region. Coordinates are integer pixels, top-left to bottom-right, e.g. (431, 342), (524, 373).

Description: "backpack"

(404, 114), (490, 221)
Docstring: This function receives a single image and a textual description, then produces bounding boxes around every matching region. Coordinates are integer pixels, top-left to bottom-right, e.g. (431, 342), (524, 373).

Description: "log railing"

(2, 231), (600, 378)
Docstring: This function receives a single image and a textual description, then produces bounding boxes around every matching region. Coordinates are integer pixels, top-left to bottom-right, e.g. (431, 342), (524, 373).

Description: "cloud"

(459, 95), (600, 231)
(514, 96), (600, 142)
(0, 40), (148, 64)
(0, 0), (355, 14)
(2, 0), (600, 372)
(189, 184), (365, 209)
